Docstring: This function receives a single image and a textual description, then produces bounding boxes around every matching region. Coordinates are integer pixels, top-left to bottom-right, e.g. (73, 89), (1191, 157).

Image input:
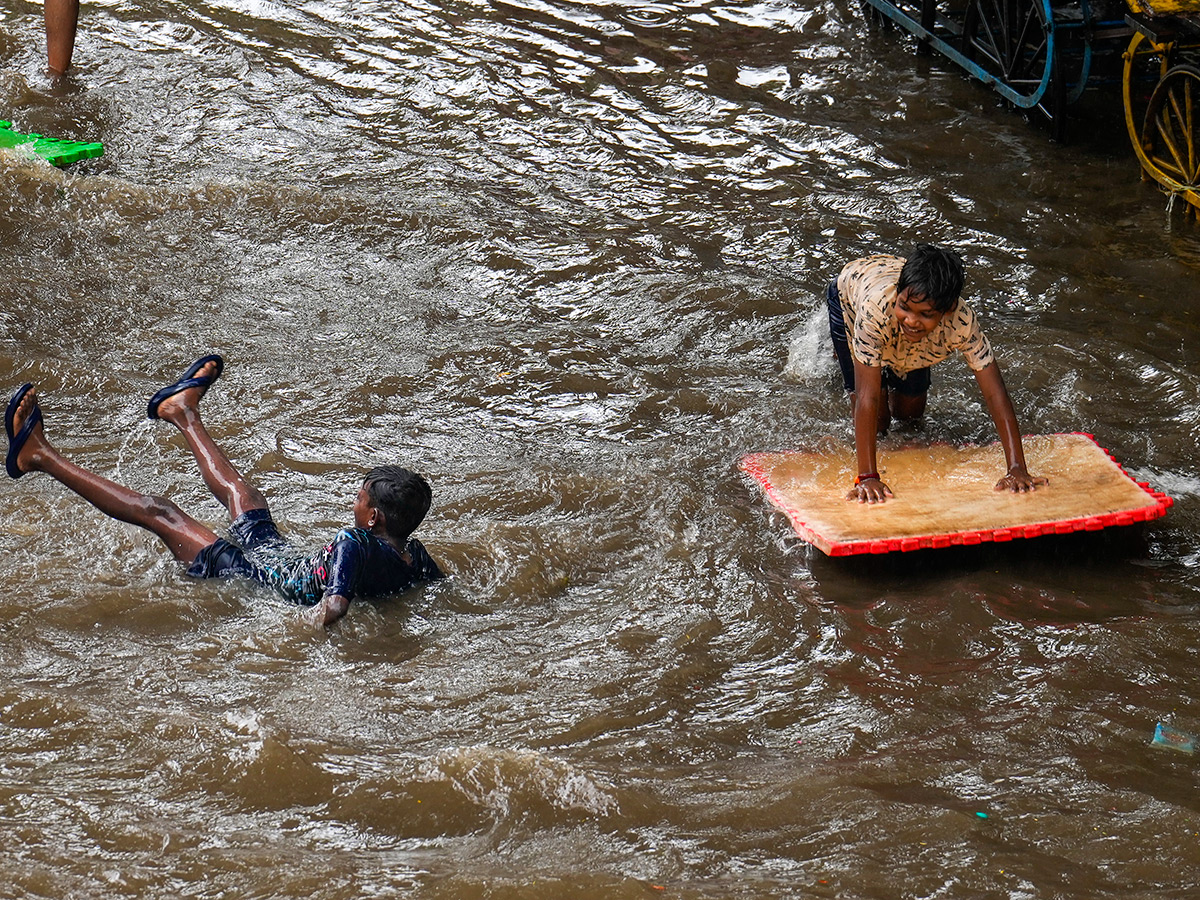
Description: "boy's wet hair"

(897, 243), (965, 313)
(364, 465), (432, 541)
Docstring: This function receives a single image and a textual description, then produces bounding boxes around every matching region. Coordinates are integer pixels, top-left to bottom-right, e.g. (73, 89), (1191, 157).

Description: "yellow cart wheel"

(1140, 64), (1200, 208)
(1123, 31), (1173, 162)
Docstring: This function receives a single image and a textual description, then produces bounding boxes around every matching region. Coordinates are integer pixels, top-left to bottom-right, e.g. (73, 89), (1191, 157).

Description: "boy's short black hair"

(897, 243), (965, 313)
(364, 465), (432, 541)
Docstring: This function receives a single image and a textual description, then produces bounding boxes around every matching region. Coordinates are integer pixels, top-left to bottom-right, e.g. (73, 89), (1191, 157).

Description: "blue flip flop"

(5, 382), (42, 480)
(147, 354), (225, 419)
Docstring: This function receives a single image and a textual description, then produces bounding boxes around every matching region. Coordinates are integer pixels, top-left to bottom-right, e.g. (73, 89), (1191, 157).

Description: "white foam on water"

(414, 744), (619, 818)
(783, 304), (835, 383)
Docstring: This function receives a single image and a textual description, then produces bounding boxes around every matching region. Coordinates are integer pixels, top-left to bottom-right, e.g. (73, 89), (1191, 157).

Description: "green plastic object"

(0, 119), (104, 166)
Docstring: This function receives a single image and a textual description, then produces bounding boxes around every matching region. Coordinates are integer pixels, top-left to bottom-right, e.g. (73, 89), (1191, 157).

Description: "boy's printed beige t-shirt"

(836, 254), (995, 375)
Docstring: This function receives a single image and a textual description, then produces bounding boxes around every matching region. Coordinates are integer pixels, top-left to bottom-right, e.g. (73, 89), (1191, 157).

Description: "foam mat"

(740, 433), (1171, 556)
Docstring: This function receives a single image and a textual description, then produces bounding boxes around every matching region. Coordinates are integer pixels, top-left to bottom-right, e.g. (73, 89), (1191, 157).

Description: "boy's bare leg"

(890, 391), (927, 422)
(152, 359), (267, 521)
(7, 388), (217, 563)
(44, 0), (79, 76)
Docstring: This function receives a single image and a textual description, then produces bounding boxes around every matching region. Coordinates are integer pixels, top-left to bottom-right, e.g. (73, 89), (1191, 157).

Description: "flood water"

(3, 1), (1200, 896)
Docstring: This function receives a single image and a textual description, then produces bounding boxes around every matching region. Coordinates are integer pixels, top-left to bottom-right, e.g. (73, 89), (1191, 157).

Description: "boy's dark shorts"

(826, 280), (931, 396)
(187, 508), (288, 580)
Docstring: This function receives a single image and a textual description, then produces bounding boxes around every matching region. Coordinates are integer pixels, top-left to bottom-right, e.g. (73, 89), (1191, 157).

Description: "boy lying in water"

(5, 355), (442, 626)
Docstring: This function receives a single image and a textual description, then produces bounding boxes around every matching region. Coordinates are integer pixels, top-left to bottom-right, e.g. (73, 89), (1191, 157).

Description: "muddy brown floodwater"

(2, 1), (1200, 897)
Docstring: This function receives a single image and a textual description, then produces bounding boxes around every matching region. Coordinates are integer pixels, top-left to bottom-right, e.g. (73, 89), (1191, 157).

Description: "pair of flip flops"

(5, 354), (225, 479)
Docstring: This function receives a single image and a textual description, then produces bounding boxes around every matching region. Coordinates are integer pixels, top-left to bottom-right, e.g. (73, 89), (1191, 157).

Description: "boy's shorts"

(187, 508), (289, 580)
(826, 280), (931, 396)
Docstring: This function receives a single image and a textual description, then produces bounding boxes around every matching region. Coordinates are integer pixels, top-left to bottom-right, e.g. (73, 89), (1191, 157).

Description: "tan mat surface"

(740, 433), (1172, 556)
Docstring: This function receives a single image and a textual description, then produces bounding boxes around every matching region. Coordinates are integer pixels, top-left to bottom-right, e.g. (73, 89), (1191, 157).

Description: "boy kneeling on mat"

(827, 243), (1047, 503)
(4, 355), (443, 626)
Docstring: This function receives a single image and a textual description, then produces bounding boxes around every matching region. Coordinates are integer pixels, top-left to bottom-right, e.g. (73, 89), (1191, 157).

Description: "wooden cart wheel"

(1123, 31), (1173, 165)
(960, 0), (1066, 136)
(1139, 64), (1200, 209)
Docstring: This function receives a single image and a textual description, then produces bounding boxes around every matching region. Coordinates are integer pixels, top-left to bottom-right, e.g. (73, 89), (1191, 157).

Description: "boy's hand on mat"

(846, 478), (893, 504)
(995, 466), (1048, 493)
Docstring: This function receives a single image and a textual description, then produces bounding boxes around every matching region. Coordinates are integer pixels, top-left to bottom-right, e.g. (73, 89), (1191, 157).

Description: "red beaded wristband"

(854, 472), (880, 485)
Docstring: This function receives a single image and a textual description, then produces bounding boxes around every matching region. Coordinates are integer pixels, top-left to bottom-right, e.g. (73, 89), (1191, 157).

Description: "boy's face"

(894, 288), (946, 342)
(353, 483), (378, 530)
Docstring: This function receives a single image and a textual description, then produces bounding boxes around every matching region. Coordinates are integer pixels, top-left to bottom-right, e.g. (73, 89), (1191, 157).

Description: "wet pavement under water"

(2, 1), (1200, 897)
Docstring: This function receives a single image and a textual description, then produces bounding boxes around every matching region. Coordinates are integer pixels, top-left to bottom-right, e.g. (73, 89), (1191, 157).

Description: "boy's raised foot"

(5, 383), (47, 479)
(147, 354), (225, 422)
